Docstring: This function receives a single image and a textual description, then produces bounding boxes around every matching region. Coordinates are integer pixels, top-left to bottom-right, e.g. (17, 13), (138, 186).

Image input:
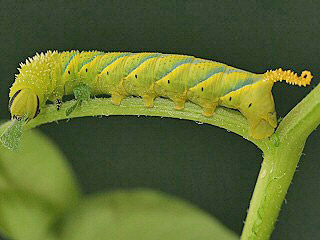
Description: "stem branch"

(241, 83), (320, 239)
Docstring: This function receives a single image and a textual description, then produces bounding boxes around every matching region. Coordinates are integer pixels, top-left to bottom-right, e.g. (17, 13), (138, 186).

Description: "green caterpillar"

(9, 50), (312, 139)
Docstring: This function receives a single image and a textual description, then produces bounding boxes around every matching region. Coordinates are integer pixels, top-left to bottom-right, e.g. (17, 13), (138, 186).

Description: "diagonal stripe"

(100, 53), (132, 72)
(78, 52), (105, 70)
(128, 53), (161, 74)
(158, 57), (194, 80)
(64, 52), (79, 73)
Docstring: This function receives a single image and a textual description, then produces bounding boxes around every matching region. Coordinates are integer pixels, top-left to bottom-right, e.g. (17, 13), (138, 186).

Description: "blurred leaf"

(60, 189), (238, 240)
(0, 126), (80, 211)
(0, 126), (80, 240)
(0, 190), (57, 240)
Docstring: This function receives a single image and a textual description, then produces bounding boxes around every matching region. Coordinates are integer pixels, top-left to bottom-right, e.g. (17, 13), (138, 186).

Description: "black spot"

(248, 103), (252, 108)
(229, 97), (232, 101)
(9, 89), (21, 110)
(135, 74), (138, 79)
(107, 71), (109, 75)
(85, 68), (88, 72)
(68, 70), (70, 74)
(303, 74), (308, 78)
(168, 80), (170, 84)
(33, 96), (41, 118)
(201, 87), (204, 92)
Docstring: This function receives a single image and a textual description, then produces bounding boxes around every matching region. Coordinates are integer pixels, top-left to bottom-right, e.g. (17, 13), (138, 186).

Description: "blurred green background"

(0, 1), (319, 239)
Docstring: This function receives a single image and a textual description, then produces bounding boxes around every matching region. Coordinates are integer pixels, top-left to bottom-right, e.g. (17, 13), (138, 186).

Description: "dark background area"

(0, 1), (319, 239)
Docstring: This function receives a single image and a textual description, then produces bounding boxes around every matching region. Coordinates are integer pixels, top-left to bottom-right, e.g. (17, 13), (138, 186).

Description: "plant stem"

(241, 141), (304, 239)
(22, 97), (269, 151)
(241, 83), (320, 240)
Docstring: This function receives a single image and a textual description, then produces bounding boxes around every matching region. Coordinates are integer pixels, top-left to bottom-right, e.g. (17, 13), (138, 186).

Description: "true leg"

(66, 84), (91, 116)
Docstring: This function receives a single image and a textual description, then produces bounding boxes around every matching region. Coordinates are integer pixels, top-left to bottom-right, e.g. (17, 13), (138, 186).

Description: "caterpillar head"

(238, 81), (277, 139)
(9, 88), (40, 120)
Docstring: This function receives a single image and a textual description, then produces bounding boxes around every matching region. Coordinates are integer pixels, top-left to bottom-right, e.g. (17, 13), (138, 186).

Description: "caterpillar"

(8, 50), (312, 139)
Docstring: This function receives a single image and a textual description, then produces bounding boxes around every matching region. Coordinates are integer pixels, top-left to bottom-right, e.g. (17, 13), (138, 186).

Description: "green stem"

(241, 83), (320, 240)
(21, 97), (269, 151)
(241, 143), (304, 239)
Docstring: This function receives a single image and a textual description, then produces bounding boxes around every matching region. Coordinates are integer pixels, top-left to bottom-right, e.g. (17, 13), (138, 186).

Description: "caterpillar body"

(9, 51), (312, 139)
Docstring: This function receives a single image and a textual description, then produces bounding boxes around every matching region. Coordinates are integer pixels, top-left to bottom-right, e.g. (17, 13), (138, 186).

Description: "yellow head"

(9, 88), (40, 120)
(8, 51), (58, 120)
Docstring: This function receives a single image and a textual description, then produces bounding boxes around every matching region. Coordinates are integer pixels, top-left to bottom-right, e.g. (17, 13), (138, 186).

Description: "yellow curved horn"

(264, 68), (313, 87)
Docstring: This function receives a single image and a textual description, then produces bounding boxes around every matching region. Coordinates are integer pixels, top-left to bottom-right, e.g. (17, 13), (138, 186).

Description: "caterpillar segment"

(48, 51), (78, 105)
(88, 52), (131, 104)
(8, 51), (313, 139)
(121, 55), (160, 108)
(113, 52), (161, 105)
(186, 61), (227, 116)
(63, 51), (104, 95)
